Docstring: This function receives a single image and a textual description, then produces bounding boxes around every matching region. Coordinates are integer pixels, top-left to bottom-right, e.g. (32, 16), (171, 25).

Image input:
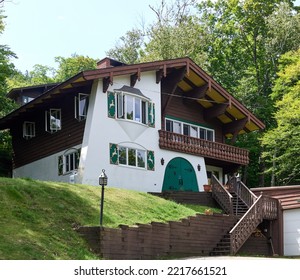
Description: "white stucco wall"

(77, 71), (209, 192)
(13, 145), (81, 183)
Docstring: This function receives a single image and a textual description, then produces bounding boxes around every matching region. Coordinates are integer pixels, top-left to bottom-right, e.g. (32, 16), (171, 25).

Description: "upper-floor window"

(23, 121), (35, 139)
(45, 109), (61, 133)
(116, 92), (150, 125)
(22, 96), (34, 105)
(166, 118), (215, 141)
(75, 93), (89, 121)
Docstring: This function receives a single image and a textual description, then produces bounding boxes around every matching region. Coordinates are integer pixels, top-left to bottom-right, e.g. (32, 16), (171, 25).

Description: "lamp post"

(99, 169), (108, 227)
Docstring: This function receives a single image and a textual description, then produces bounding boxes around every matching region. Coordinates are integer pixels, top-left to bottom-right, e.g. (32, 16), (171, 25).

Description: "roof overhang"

(0, 57), (265, 135)
(252, 185), (300, 210)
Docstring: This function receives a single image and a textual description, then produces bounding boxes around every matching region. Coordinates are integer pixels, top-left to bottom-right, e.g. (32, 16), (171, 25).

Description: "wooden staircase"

(210, 175), (278, 256)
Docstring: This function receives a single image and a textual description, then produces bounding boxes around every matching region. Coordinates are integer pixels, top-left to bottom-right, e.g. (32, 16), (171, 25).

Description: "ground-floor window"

(119, 146), (146, 169)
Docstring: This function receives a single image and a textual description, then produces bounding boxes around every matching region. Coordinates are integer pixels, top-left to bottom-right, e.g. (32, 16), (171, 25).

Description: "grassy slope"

(0, 177), (211, 260)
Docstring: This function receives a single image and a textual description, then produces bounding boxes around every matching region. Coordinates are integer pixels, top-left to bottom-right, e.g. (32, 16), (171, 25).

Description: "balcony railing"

(159, 130), (249, 165)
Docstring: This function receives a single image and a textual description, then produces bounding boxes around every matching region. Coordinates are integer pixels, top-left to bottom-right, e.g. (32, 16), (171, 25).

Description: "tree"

(7, 65), (55, 90)
(0, 10), (16, 116)
(261, 49), (300, 185)
(0, 7), (16, 177)
(142, 0), (208, 65)
(106, 29), (144, 64)
(196, 0), (300, 187)
(54, 53), (97, 82)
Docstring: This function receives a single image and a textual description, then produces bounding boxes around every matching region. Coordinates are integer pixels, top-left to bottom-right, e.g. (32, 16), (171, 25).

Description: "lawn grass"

(0, 177), (216, 260)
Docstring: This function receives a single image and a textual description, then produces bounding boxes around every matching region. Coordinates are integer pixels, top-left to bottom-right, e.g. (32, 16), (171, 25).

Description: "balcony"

(159, 130), (249, 165)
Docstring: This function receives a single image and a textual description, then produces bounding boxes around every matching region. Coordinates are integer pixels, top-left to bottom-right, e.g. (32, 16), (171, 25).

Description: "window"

(166, 118), (215, 141)
(116, 91), (152, 125)
(45, 109), (61, 133)
(23, 122), (35, 139)
(118, 145), (146, 168)
(166, 119), (181, 134)
(58, 149), (80, 175)
(64, 151), (79, 173)
(75, 93), (89, 121)
(22, 96), (34, 104)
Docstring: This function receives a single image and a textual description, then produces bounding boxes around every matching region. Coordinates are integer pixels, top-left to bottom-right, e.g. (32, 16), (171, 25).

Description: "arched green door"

(162, 157), (198, 192)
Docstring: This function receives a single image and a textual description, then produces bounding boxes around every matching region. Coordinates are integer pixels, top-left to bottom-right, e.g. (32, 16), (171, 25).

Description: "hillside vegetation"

(0, 177), (209, 260)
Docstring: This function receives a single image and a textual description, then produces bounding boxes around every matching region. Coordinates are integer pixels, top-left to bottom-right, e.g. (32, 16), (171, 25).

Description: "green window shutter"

(148, 102), (155, 127)
(110, 143), (118, 165)
(107, 91), (115, 118)
(58, 155), (63, 175)
(147, 150), (155, 171)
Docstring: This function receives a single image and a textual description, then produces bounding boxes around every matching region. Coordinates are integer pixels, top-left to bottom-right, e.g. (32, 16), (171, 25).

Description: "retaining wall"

(77, 214), (237, 260)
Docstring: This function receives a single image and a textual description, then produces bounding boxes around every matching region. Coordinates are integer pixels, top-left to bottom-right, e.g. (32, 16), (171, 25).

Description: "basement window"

(23, 121), (35, 139)
(64, 151), (80, 173)
(75, 93), (89, 121)
(45, 109), (61, 133)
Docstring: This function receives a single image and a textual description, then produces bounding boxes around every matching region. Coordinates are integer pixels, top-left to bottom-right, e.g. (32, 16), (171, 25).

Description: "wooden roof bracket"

(185, 83), (208, 99)
(223, 117), (248, 136)
(130, 68), (141, 87)
(204, 103), (228, 121)
(156, 64), (167, 84)
(103, 72), (114, 93)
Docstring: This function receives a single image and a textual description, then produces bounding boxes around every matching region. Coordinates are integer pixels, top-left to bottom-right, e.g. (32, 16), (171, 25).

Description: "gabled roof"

(252, 186), (300, 210)
(0, 57), (265, 135)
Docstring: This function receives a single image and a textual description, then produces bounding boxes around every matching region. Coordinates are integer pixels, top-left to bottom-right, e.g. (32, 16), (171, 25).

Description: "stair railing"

(229, 194), (278, 255)
(229, 194), (264, 255)
(228, 176), (257, 208)
(211, 175), (233, 215)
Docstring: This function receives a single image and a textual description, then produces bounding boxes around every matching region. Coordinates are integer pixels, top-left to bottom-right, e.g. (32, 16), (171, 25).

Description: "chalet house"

(0, 57), (265, 193)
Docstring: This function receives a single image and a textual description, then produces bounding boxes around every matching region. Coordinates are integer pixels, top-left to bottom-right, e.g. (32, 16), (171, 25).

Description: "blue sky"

(2, 0), (300, 73)
(1, 0), (162, 72)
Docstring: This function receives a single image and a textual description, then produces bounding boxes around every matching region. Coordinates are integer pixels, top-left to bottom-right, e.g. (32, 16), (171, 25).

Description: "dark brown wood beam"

(223, 118), (248, 136)
(161, 66), (187, 95)
(204, 103), (228, 121)
(130, 69), (141, 87)
(156, 69), (164, 84)
(185, 83), (208, 99)
(103, 76), (113, 93)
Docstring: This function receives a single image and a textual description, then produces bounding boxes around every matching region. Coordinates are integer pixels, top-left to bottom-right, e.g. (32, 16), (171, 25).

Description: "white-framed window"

(45, 109), (61, 133)
(64, 151), (79, 173)
(116, 91), (151, 125)
(75, 93), (89, 121)
(23, 121), (35, 139)
(22, 96), (34, 105)
(118, 145), (146, 169)
(166, 118), (215, 141)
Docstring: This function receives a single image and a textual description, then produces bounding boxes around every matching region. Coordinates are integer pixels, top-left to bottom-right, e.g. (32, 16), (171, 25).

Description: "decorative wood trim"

(204, 103), (228, 121)
(156, 69), (164, 84)
(130, 69), (141, 87)
(223, 118), (248, 135)
(103, 77), (111, 93)
(185, 83), (208, 100)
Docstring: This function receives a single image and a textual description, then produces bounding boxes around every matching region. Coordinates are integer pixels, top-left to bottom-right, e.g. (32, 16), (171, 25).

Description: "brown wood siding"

(162, 96), (224, 143)
(11, 92), (88, 168)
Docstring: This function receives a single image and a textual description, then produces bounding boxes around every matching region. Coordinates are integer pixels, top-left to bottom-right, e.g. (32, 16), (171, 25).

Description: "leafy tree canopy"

(261, 49), (300, 185)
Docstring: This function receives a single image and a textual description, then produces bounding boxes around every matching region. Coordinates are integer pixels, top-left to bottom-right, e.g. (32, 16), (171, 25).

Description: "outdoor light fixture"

(99, 169), (108, 227)
(161, 158), (165, 165)
(197, 164), (201, 171)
